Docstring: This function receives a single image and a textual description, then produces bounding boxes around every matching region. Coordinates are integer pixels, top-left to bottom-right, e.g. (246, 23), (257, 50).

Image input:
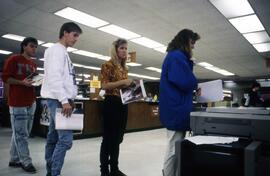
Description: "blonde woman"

(100, 39), (133, 176)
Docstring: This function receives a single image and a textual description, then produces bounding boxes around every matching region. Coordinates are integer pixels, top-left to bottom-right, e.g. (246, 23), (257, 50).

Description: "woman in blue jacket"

(159, 29), (200, 176)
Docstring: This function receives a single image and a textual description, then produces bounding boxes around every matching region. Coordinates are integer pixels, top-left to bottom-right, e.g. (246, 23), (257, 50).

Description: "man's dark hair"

(59, 22), (82, 39)
(167, 29), (200, 57)
(251, 81), (261, 89)
(20, 37), (38, 54)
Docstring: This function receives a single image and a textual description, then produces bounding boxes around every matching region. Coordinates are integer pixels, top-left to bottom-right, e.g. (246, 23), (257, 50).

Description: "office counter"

(33, 99), (161, 138)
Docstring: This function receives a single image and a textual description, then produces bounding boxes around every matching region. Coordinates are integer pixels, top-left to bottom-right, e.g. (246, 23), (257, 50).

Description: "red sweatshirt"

(2, 54), (37, 107)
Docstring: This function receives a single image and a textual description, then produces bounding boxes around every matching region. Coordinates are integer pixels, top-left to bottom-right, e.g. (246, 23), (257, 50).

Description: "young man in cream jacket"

(41, 22), (82, 176)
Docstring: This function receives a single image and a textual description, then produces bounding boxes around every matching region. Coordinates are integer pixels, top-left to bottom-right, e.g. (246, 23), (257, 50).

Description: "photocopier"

(176, 107), (270, 176)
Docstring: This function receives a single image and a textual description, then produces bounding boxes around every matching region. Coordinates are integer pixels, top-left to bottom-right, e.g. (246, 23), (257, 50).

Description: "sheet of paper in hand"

(55, 108), (84, 130)
(196, 79), (223, 103)
(31, 74), (43, 86)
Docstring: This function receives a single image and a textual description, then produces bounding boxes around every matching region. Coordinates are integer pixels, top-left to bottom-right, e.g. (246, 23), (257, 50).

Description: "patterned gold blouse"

(101, 60), (128, 96)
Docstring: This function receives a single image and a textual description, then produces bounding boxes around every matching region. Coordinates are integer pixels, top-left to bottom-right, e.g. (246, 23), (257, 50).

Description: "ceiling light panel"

(98, 24), (141, 40)
(126, 62), (142, 67)
(0, 49), (12, 55)
(55, 7), (109, 28)
(243, 31), (270, 44)
(154, 46), (167, 53)
(67, 47), (78, 52)
(131, 37), (164, 48)
(145, 67), (162, 73)
(72, 50), (102, 58)
(229, 14), (264, 34)
(253, 42), (270, 52)
(209, 0), (254, 18)
(205, 66), (235, 76)
(95, 55), (111, 61)
(42, 43), (54, 48)
(73, 63), (101, 70)
(2, 34), (44, 45)
(128, 73), (160, 80)
(197, 62), (214, 67)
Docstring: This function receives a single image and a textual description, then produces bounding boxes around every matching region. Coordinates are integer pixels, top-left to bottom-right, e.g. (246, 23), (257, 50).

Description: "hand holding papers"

(26, 73), (43, 86)
(31, 74), (43, 86)
(196, 79), (223, 103)
(55, 108), (84, 130)
(120, 79), (147, 104)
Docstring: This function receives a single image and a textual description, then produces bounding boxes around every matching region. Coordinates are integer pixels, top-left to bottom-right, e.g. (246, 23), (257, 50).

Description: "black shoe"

(110, 170), (127, 176)
(21, 163), (37, 174)
(46, 173), (51, 176)
(101, 172), (110, 176)
(8, 161), (22, 168)
(101, 169), (110, 176)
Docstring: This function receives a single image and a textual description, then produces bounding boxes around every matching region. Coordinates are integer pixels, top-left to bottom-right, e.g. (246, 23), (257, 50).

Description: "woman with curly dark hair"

(159, 29), (200, 176)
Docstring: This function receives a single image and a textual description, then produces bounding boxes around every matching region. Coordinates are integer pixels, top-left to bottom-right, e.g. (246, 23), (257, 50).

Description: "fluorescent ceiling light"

(224, 80), (234, 83)
(39, 58), (45, 61)
(42, 44), (78, 52)
(256, 79), (266, 82)
(126, 62), (142, 67)
(209, 0), (254, 18)
(197, 62), (214, 67)
(55, 7), (109, 28)
(83, 65), (101, 70)
(145, 67), (162, 73)
(37, 67), (44, 71)
(72, 50), (102, 58)
(73, 63), (101, 71)
(205, 66), (235, 76)
(76, 78), (82, 81)
(154, 46), (167, 53)
(253, 42), (270, 52)
(243, 31), (270, 44)
(217, 70), (234, 76)
(2, 34), (44, 45)
(128, 73), (160, 80)
(67, 47), (78, 52)
(131, 37), (164, 48)
(96, 55), (111, 61)
(229, 14), (264, 34)
(42, 43), (54, 48)
(78, 73), (90, 78)
(84, 66), (101, 70)
(223, 90), (232, 93)
(0, 49), (12, 55)
(98, 24), (141, 40)
(2, 34), (24, 41)
(73, 63), (84, 67)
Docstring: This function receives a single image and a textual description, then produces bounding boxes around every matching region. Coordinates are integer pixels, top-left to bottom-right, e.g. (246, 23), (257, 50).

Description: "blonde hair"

(110, 38), (128, 70)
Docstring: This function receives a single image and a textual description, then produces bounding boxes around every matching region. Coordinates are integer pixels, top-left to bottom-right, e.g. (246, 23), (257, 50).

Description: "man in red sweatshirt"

(2, 37), (38, 174)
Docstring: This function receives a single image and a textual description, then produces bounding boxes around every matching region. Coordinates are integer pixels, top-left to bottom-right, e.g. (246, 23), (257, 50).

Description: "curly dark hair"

(20, 37), (38, 54)
(167, 29), (200, 57)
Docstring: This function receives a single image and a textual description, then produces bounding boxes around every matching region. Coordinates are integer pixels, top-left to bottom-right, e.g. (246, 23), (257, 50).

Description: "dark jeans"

(100, 95), (128, 173)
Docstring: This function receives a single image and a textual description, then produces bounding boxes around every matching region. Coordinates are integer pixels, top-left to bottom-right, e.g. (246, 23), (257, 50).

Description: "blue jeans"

(9, 102), (36, 166)
(44, 99), (73, 176)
